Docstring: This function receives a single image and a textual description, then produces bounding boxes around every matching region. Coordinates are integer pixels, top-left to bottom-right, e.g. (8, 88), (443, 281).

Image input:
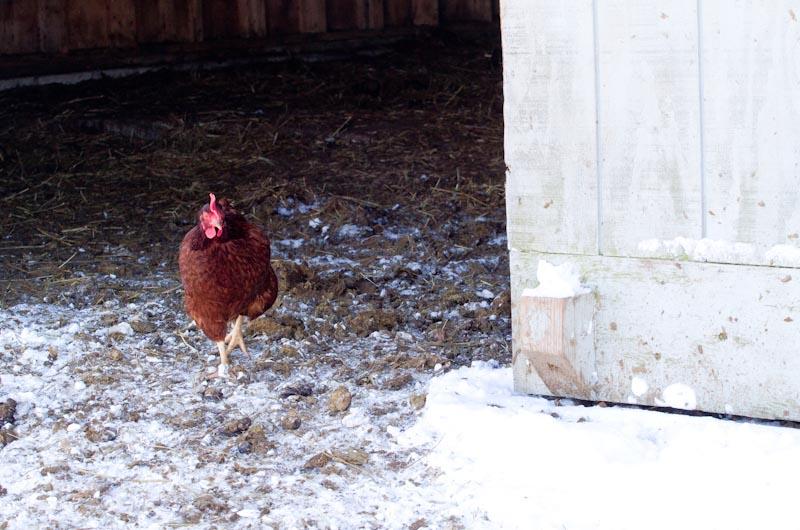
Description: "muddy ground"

(0, 30), (510, 528)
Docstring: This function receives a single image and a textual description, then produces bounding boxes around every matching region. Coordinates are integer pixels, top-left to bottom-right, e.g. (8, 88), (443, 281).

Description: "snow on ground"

(3, 298), (799, 530)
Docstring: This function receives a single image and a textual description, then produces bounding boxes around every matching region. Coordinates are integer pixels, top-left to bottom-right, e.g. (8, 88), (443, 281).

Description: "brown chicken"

(179, 193), (278, 377)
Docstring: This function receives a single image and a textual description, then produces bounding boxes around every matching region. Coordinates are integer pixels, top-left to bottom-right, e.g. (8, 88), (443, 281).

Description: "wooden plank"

(38, 0), (67, 53)
(410, 0), (437, 26)
(173, 0), (203, 42)
(268, 0), (326, 34)
(384, 0), (411, 27)
(237, 0), (267, 37)
(597, 0), (702, 257)
(67, 0), (109, 49)
(106, 0), (136, 47)
(502, 0), (598, 255)
(1, 0), (40, 54)
(326, 0), (367, 31)
(702, 1), (800, 251)
(368, 0), (384, 29)
(511, 249), (800, 421)
(201, 0), (236, 39)
(136, 0), (202, 43)
(441, 0), (492, 23)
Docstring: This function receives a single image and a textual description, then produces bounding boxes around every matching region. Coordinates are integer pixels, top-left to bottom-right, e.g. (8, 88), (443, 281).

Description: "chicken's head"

(200, 193), (224, 239)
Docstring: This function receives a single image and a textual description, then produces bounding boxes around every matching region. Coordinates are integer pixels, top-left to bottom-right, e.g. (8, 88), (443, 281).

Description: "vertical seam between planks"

(592, 0), (603, 255)
(697, 0), (707, 238)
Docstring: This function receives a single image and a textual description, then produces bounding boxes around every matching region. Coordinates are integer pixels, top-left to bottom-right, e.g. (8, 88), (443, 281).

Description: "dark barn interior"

(0, 1), (508, 526)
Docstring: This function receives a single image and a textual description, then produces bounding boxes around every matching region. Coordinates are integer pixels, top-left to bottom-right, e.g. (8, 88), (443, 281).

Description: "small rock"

(193, 494), (227, 513)
(409, 518), (428, 530)
(383, 373), (413, 391)
(202, 387), (223, 401)
(84, 424), (117, 443)
(221, 417), (252, 436)
(577, 417), (588, 423)
(0, 399), (17, 425)
(0, 484), (6, 496)
(100, 313), (119, 326)
(237, 424), (273, 454)
(1, 428), (18, 447)
(281, 411), (301, 430)
(303, 452), (331, 470)
(130, 320), (156, 334)
(328, 386), (352, 413)
(108, 348), (124, 362)
(280, 382), (314, 398)
(395, 331), (414, 342)
(47, 347), (58, 362)
(331, 448), (368, 466)
(409, 394), (427, 410)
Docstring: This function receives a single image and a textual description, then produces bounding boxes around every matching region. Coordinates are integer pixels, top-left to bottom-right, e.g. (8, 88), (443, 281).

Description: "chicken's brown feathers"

(179, 198), (278, 342)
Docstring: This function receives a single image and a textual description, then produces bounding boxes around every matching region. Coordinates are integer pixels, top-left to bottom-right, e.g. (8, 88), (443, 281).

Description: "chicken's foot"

(205, 340), (229, 378)
(224, 315), (248, 356)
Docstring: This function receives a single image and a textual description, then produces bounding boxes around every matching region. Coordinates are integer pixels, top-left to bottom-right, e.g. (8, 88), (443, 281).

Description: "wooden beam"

(514, 293), (596, 398)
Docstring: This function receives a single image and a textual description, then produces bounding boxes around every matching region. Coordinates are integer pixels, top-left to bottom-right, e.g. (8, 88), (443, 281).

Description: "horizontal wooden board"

(502, 0), (598, 255)
(702, 1), (800, 249)
(511, 249), (800, 421)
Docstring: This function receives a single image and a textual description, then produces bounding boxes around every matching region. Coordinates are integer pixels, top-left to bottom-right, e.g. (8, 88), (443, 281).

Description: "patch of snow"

(105, 322), (133, 336)
(522, 260), (590, 298)
(336, 224), (364, 238)
(631, 376), (649, 397)
(657, 383), (698, 410)
(397, 363), (800, 530)
(476, 289), (495, 300)
(638, 237), (800, 267)
(277, 238), (304, 248)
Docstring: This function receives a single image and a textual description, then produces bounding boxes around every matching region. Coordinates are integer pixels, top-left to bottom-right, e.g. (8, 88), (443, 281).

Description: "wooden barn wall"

(0, 0), (498, 58)
(503, 0), (800, 421)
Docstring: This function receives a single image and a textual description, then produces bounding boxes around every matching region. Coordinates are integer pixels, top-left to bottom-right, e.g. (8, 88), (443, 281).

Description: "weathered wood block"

(513, 291), (596, 400)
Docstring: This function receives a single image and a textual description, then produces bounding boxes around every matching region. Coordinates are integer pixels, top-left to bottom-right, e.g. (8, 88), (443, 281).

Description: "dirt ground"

(0, 30), (510, 528)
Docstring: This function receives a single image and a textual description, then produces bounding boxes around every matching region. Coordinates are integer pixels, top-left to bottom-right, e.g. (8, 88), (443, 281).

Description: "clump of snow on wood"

(657, 382), (698, 410)
(522, 260), (589, 298)
(638, 237), (800, 267)
(399, 363), (800, 530)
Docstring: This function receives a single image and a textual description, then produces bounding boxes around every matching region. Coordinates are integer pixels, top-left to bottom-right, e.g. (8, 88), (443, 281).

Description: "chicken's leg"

(224, 315), (248, 356)
(214, 340), (229, 378)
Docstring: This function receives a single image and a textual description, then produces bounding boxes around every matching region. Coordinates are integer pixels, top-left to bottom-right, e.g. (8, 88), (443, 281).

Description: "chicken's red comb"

(209, 193), (220, 215)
